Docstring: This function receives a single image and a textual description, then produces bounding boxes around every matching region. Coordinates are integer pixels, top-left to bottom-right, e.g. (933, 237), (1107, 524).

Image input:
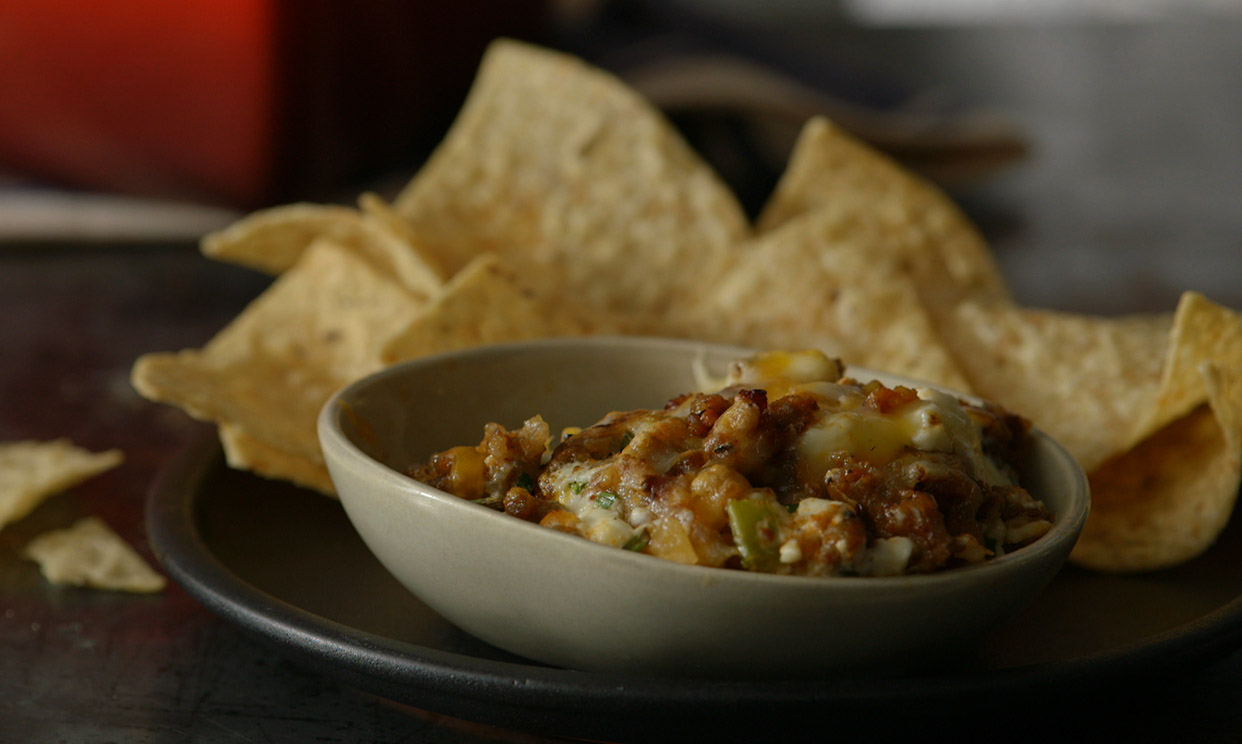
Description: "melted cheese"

(794, 388), (1010, 486)
(727, 350), (842, 387)
(722, 350), (844, 400)
(542, 461), (637, 547)
(721, 350), (1011, 487)
(859, 537), (914, 576)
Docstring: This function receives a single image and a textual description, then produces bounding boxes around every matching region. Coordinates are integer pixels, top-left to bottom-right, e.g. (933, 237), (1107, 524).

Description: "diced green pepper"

(727, 498), (785, 572)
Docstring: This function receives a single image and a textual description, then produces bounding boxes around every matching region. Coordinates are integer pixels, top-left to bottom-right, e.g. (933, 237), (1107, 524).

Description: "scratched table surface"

(3, 22), (1242, 744)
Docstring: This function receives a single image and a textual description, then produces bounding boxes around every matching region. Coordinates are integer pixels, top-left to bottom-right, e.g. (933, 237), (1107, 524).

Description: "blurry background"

(1, 0), (1240, 313)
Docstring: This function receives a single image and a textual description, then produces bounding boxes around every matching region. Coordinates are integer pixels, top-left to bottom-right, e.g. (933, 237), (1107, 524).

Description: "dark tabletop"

(2, 21), (1242, 744)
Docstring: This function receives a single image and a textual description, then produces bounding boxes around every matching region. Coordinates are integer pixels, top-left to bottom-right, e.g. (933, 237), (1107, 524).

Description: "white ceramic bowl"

(318, 337), (1089, 678)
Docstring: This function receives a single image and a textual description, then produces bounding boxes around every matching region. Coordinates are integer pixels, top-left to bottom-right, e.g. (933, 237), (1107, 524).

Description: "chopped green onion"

(568, 481), (587, 494)
(469, 494), (504, 510)
(515, 472), (535, 492)
(622, 531), (650, 552)
(594, 492), (617, 509)
(619, 431), (635, 449)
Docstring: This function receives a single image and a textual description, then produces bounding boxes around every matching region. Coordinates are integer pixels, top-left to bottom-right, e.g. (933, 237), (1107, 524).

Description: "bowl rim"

(317, 336), (1091, 592)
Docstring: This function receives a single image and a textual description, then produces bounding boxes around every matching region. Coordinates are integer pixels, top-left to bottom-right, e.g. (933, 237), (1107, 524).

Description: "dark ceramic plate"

(147, 435), (1242, 741)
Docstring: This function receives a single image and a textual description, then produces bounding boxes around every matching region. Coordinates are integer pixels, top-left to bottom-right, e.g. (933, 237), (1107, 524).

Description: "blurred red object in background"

(0, 0), (547, 208)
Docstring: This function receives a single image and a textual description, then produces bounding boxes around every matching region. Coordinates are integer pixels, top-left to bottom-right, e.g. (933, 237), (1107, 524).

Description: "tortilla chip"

(355, 191), (448, 288)
(382, 253), (641, 365)
(218, 423), (336, 496)
(201, 202), (444, 298)
(756, 117), (1010, 309)
(391, 39), (750, 317)
(1071, 363), (1242, 571)
(132, 240), (425, 492)
(938, 300), (1172, 471)
(24, 516), (166, 593)
(1204, 360), (1242, 458)
(1066, 294), (1242, 571)
(202, 203), (357, 273)
(0, 440), (123, 529)
(203, 238), (427, 379)
(1128, 292), (1242, 448)
(683, 202), (974, 392)
(133, 350), (342, 477)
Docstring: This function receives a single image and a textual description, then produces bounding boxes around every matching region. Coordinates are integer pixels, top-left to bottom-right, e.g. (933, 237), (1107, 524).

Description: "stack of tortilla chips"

(132, 39), (1242, 574)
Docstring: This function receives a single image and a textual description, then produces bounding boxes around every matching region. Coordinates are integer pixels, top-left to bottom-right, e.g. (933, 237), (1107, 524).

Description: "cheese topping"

(543, 460), (638, 548)
(725, 351), (1011, 488)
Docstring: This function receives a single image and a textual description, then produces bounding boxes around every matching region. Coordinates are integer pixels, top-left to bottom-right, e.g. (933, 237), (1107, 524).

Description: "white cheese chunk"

(859, 536), (914, 577)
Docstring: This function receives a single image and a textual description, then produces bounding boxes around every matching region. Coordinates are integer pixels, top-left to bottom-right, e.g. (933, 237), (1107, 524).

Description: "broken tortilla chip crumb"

(0, 440), (124, 530)
(24, 516), (166, 593)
